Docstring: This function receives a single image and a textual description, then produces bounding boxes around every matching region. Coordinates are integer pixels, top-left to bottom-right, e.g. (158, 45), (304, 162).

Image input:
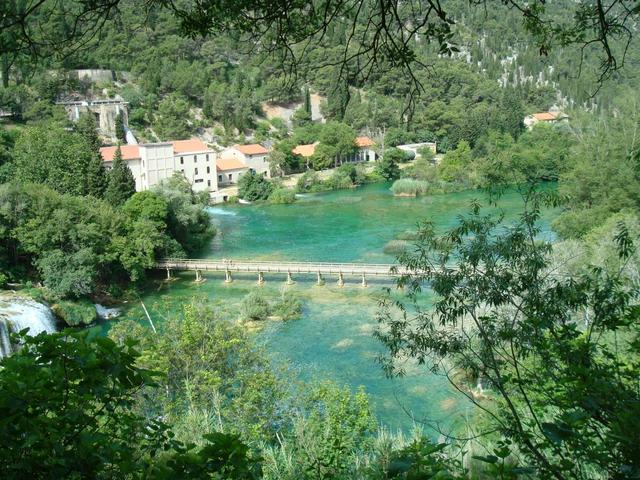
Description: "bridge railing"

(156, 258), (401, 269)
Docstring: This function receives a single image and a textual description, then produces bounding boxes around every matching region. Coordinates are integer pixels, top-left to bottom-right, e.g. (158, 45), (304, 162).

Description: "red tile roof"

(532, 112), (558, 121)
(172, 138), (209, 153)
(100, 145), (140, 162)
(217, 157), (247, 171)
(292, 143), (317, 157)
(355, 136), (374, 147)
(234, 144), (268, 155)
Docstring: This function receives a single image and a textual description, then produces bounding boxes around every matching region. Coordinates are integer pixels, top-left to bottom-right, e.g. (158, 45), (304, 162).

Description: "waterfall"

(0, 295), (57, 358)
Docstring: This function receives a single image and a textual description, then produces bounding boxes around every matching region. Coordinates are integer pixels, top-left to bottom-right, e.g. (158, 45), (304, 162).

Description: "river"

(115, 182), (557, 433)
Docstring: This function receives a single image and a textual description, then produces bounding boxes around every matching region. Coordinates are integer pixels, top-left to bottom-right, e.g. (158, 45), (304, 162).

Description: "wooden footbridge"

(155, 258), (410, 286)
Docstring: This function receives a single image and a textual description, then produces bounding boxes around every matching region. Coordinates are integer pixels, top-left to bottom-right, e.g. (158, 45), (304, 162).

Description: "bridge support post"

(316, 271), (324, 286)
(361, 273), (368, 288)
(337, 272), (344, 287)
(286, 271), (294, 285)
(166, 268), (172, 280)
(224, 270), (233, 283)
(195, 270), (204, 283)
(257, 271), (265, 286)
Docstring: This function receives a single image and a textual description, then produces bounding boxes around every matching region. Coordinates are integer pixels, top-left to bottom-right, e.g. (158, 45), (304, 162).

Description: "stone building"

(58, 99), (129, 139)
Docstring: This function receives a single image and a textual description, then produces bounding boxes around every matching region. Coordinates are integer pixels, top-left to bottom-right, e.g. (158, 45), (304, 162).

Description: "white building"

(291, 136), (376, 166)
(100, 138), (218, 193)
(216, 156), (249, 186)
(396, 142), (437, 159)
(223, 144), (271, 177)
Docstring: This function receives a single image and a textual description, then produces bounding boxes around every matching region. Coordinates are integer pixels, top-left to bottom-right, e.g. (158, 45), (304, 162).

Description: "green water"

(119, 183), (557, 433)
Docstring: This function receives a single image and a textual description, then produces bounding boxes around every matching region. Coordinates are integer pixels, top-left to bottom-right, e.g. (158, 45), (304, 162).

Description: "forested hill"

(1, 0), (638, 148)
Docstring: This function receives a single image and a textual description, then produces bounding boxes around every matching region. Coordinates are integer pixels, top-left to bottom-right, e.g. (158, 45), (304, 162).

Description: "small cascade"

(0, 295), (57, 358)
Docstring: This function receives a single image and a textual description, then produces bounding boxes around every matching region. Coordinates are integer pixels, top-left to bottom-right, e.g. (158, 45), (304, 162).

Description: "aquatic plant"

(390, 178), (430, 196)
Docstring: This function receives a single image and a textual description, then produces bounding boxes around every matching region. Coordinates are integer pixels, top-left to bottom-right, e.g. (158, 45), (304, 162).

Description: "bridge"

(155, 258), (410, 287)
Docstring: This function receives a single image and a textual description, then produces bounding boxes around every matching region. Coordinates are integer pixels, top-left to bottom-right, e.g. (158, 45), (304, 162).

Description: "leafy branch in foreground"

(375, 185), (640, 479)
(0, 330), (260, 479)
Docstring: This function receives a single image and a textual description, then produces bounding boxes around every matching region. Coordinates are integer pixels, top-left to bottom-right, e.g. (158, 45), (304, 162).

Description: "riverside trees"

(376, 186), (640, 479)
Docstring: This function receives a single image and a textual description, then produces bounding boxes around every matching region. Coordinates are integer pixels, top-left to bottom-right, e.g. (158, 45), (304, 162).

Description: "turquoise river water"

(114, 183), (557, 433)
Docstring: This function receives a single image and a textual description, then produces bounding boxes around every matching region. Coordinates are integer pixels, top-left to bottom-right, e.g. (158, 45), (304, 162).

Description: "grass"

(390, 178), (431, 196)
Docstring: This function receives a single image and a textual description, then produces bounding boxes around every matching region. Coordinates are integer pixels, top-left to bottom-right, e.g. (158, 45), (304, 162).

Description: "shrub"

(296, 171), (322, 192)
(324, 169), (354, 190)
(51, 299), (97, 327)
(272, 291), (303, 320)
(238, 171), (274, 201)
(383, 240), (410, 255)
(269, 188), (297, 204)
(240, 291), (270, 321)
(390, 179), (430, 196)
(396, 230), (419, 241)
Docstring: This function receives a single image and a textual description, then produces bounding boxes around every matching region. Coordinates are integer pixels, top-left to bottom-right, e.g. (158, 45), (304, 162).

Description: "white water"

(0, 295), (57, 357)
(206, 207), (237, 216)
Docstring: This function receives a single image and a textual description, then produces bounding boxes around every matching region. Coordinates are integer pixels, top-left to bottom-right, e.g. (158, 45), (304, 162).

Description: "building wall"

(226, 148), (270, 178)
(139, 143), (174, 190)
(217, 167), (247, 186)
(174, 150), (218, 192)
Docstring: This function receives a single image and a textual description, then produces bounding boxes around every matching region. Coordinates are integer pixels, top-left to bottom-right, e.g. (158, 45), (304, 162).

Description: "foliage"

(437, 140), (474, 184)
(115, 111), (126, 142)
(105, 145), (136, 206)
(51, 299), (97, 326)
(390, 179), (431, 196)
(271, 291), (303, 320)
(12, 124), (107, 197)
(0, 329), (260, 478)
(296, 171), (323, 193)
(241, 290), (271, 321)
(153, 174), (215, 255)
(154, 94), (193, 140)
(377, 186), (640, 479)
(238, 170), (274, 202)
(376, 150), (402, 181)
(268, 188), (297, 204)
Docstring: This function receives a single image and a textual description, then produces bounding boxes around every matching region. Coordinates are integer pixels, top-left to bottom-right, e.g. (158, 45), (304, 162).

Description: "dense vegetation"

(1, 0), (640, 478)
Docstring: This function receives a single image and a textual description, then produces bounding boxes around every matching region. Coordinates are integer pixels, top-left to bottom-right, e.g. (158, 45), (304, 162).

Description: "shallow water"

(115, 183), (557, 432)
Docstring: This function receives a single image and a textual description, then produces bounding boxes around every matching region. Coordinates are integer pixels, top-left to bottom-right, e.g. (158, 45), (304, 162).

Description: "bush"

(383, 240), (410, 255)
(51, 299), (97, 327)
(390, 179), (430, 196)
(268, 188), (297, 204)
(238, 171), (274, 201)
(324, 169), (354, 190)
(296, 171), (322, 192)
(240, 291), (270, 321)
(272, 291), (303, 320)
(396, 230), (419, 241)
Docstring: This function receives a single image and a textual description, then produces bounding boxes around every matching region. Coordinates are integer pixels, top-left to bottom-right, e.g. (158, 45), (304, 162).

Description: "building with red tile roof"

(100, 139), (217, 194)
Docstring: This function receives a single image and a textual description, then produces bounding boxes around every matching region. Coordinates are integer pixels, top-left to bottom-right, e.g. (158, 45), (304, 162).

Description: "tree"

(0, 329), (261, 478)
(437, 140), (474, 184)
(115, 111), (126, 142)
(376, 187), (640, 479)
(105, 145), (136, 206)
(12, 124), (103, 196)
(153, 174), (215, 255)
(237, 170), (274, 201)
(77, 113), (107, 197)
(376, 150), (401, 181)
(155, 94), (193, 140)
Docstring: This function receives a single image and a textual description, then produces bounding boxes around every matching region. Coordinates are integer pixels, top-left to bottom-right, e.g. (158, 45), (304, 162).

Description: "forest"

(1, 0), (640, 478)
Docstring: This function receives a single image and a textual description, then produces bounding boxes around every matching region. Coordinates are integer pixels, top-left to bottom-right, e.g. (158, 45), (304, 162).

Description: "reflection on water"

(112, 183), (557, 432)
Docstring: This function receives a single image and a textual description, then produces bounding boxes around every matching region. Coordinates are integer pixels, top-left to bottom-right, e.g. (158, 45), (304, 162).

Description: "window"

(180, 157), (184, 165)
(228, 173), (232, 181)
(206, 154), (209, 162)
(218, 174), (223, 182)
(195, 168), (198, 175)
(194, 155), (197, 162)
(195, 179), (204, 183)
(207, 180), (211, 187)
(180, 169), (184, 174)
(206, 166), (210, 174)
